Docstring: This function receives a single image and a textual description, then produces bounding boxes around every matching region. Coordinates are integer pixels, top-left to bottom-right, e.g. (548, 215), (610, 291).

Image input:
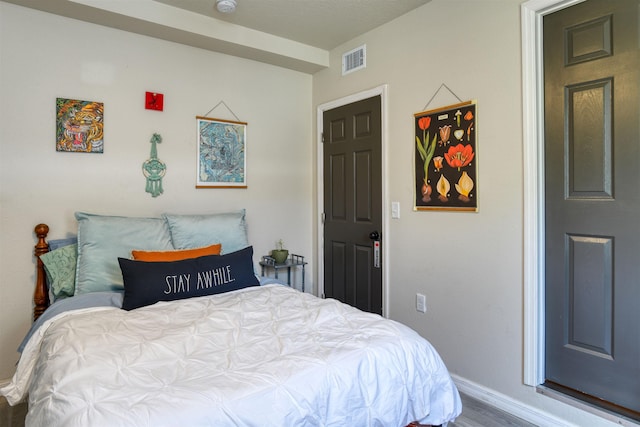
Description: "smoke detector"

(216, 0), (237, 13)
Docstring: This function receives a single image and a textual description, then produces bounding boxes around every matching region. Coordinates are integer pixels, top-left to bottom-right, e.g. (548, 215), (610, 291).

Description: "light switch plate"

(416, 293), (427, 313)
(391, 201), (400, 219)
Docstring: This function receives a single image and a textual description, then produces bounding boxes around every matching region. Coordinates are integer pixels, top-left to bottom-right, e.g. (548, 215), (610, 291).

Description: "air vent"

(342, 44), (366, 75)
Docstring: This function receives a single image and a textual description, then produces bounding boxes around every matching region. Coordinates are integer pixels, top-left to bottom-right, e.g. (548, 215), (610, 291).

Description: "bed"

(1, 210), (462, 427)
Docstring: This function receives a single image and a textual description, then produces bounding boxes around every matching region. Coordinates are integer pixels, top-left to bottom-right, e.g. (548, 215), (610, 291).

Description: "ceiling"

(153, 0), (430, 50)
(3, 0), (430, 73)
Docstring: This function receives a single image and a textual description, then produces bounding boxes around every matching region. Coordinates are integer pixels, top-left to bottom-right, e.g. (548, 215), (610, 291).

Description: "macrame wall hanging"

(142, 133), (166, 197)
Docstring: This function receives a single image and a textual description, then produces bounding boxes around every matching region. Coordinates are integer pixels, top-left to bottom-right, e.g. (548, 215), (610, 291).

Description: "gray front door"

(323, 95), (383, 314)
(544, 0), (640, 415)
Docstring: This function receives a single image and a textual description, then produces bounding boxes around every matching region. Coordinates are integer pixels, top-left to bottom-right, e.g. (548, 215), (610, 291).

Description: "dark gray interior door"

(544, 0), (640, 416)
(323, 95), (382, 314)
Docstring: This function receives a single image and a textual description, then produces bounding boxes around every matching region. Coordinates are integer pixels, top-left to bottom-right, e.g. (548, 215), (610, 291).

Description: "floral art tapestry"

(56, 98), (104, 153)
(196, 116), (247, 188)
(414, 100), (477, 211)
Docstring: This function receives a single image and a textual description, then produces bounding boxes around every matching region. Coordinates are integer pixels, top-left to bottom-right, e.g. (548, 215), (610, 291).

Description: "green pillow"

(40, 243), (77, 301)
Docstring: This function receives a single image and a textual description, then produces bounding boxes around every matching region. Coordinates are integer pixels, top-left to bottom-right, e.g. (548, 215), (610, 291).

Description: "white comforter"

(3, 285), (461, 427)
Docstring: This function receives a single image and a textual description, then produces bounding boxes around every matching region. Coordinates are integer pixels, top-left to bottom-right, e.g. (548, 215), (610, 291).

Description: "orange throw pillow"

(131, 243), (222, 262)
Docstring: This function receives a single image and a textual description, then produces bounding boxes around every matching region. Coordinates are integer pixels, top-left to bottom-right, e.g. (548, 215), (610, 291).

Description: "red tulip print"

(416, 114), (437, 196)
(418, 116), (431, 131)
(444, 143), (475, 171)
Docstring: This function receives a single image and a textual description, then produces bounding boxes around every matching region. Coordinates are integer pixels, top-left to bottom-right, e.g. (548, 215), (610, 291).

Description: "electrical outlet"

(416, 293), (427, 313)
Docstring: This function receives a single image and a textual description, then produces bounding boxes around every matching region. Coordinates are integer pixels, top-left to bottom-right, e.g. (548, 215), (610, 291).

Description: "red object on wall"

(145, 92), (164, 111)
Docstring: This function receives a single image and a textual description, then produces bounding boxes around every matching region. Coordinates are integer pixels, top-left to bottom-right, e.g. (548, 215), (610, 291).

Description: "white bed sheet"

(2, 285), (461, 426)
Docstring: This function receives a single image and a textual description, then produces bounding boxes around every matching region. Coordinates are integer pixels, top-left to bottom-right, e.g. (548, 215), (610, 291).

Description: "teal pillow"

(40, 243), (77, 301)
(75, 212), (174, 295)
(162, 210), (249, 254)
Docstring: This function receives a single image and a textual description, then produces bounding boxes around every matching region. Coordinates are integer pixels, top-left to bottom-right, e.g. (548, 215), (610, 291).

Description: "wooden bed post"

(34, 224), (50, 321)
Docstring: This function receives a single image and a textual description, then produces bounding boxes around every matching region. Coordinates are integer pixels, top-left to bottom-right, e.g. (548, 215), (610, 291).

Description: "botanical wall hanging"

(196, 116), (247, 188)
(56, 98), (104, 153)
(414, 100), (477, 211)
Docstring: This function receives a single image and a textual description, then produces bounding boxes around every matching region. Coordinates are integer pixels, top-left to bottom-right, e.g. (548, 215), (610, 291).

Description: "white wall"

(313, 1), (619, 426)
(0, 2), (629, 425)
(0, 3), (313, 379)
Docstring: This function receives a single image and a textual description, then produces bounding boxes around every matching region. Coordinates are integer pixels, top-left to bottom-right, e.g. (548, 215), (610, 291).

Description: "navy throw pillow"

(119, 246), (259, 310)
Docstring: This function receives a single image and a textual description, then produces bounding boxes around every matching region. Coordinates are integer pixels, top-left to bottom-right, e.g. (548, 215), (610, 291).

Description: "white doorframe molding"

(315, 85), (389, 315)
(521, 0), (586, 386)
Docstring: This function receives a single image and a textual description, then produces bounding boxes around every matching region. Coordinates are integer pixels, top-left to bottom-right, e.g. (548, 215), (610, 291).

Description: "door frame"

(521, 0), (587, 386)
(315, 85), (389, 315)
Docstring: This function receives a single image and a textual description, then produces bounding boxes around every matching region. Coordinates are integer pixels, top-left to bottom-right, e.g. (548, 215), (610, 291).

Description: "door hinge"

(321, 212), (326, 224)
(321, 133), (325, 143)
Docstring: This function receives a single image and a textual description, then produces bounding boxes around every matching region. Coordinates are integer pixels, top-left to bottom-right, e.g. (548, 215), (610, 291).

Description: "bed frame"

(33, 224), (51, 321)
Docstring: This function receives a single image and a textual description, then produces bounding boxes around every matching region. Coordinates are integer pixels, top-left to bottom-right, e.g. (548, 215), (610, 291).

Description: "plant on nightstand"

(271, 239), (289, 264)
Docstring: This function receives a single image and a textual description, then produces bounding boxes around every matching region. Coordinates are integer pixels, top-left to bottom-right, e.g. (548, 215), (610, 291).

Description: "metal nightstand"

(259, 254), (307, 292)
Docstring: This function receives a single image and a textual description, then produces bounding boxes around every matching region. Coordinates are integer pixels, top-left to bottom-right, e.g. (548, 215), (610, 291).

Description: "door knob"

(369, 231), (380, 240)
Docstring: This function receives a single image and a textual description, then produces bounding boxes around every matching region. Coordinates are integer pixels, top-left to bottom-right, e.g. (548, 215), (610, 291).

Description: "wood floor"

(1, 392), (536, 427)
(450, 393), (537, 427)
(0, 395), (27, 427)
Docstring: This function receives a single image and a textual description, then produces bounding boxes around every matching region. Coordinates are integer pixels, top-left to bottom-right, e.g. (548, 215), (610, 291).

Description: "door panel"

(323, 96), (382, 314)
(354, 243), (373, 310)
(544, 0), (640, 414)
(566, 78), (612, 198)
(329, 241), (347, 302)
(565, 234), (613, 358)
(354, 151), (373, 221)
(330, 154), (347, 220)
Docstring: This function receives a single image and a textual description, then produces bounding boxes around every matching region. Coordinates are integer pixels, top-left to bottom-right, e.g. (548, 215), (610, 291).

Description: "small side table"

(260, 254), (307, 292)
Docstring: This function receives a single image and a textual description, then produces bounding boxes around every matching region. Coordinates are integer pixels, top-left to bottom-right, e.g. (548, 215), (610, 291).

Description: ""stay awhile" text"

(164, 265), (235, 294)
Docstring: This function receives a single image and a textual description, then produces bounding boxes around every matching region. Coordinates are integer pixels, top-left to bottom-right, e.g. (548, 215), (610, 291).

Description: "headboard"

(33, 224), (51, 321)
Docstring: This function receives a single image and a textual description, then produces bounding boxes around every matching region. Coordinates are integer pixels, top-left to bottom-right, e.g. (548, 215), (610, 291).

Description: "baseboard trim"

(451, 374), (575, 427)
